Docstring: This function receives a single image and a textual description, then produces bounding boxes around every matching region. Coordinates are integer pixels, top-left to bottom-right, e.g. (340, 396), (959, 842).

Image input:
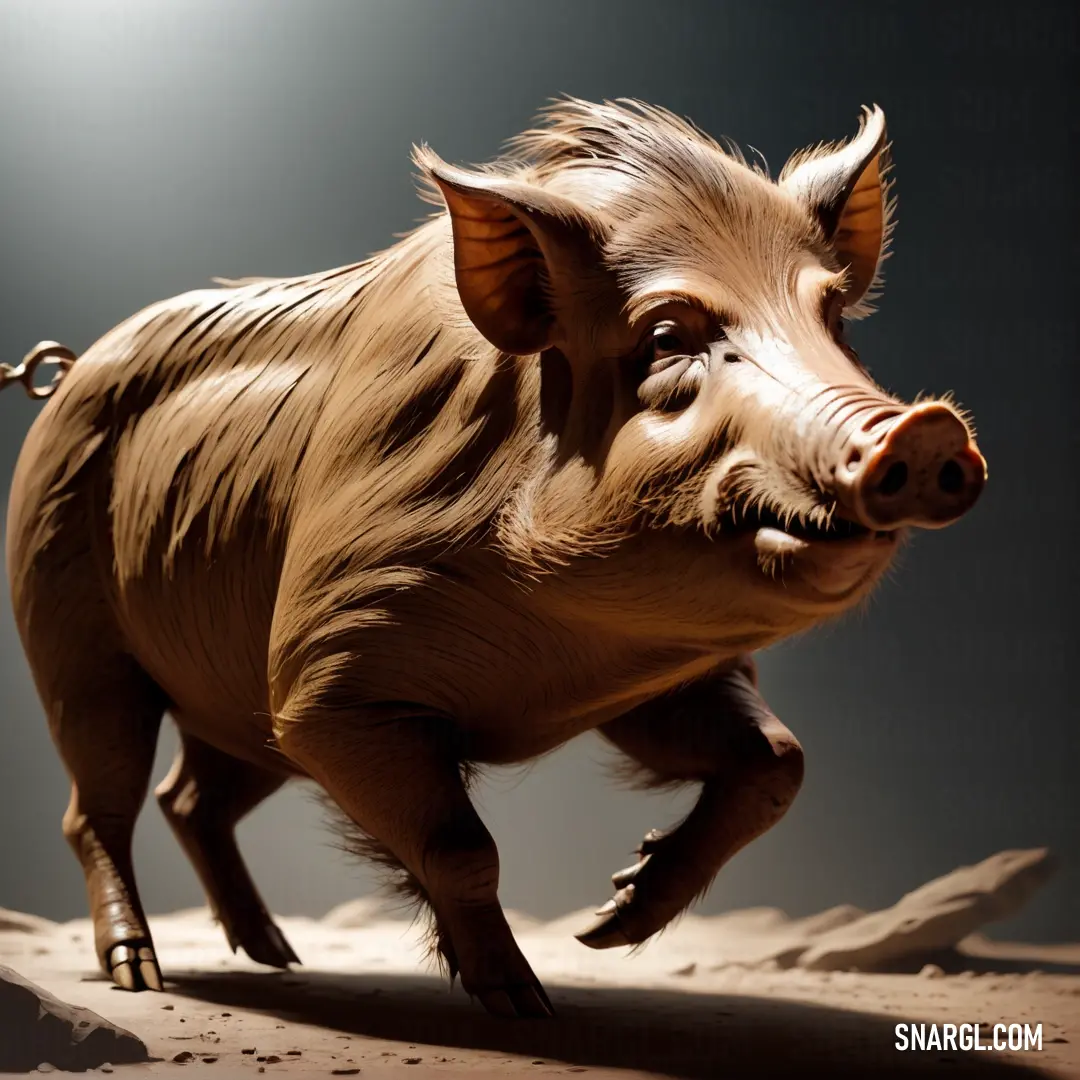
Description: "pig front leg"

(275, 705), (554, 1019)
(577, 655), (803, 949)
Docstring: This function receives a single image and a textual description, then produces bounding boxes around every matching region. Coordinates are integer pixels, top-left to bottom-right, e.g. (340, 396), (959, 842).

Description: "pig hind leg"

(277, 710), (554, 1018)
(577, 655), (804, 949)
(155, 732), (299, 968)
(47, 653), (168, 990)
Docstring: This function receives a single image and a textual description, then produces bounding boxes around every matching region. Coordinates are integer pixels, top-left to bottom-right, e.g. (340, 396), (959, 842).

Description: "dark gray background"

(1, 0), (1076, 942)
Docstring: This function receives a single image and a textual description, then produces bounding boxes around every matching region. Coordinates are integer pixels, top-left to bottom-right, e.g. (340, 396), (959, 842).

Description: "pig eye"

(649, 325), (690, 363)
(638, 322), (707, 411)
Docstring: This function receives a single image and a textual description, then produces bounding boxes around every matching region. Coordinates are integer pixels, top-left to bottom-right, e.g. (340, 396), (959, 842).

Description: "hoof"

(611, 851), (653, 890)
(108, 943), (163, 992)
(576, 826), (709, 950)
(227, 915), (301, 969)
(574, 884), (637, 950)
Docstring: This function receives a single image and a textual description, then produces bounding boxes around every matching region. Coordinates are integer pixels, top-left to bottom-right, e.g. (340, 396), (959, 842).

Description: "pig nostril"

(938, 458), (965, 495)
(876, 461), (908, 497)
(846, 448), (862, 468)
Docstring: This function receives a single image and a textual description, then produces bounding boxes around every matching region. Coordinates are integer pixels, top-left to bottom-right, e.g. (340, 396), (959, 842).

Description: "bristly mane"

(415, 96), (762, 210)
(520, 97), (896, 320)
(506, 96), (758, 177)
(416, 96), (895, 319)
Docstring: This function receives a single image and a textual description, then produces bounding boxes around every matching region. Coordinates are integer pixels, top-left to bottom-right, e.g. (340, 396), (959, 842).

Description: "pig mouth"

(732, 497), (900, 602)
(732, 499), (879, 545)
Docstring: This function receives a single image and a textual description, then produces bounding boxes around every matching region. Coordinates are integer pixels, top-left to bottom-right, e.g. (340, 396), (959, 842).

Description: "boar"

(4, 98), (985, 1017)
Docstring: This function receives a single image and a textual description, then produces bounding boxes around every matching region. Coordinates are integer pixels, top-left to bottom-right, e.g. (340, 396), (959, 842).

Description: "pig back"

(7, 269), (371, 732)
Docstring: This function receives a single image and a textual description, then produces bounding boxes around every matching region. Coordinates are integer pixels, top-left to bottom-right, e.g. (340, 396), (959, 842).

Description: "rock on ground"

(0, 909), (56, 935)
(0, 963), (149, 1071)
(795, 847), (1058, 972)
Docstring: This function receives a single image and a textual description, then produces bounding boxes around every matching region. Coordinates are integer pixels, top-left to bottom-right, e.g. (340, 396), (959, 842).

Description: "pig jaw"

(697, 393), (985, 616)
(697, 445), (896, 613)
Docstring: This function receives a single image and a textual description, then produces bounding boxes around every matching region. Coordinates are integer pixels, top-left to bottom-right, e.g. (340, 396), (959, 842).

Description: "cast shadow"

(167, 968), (1059, 1080)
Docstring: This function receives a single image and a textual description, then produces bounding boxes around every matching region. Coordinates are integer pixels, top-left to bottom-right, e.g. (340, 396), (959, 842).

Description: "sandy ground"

(2, 904), (1077, 1079)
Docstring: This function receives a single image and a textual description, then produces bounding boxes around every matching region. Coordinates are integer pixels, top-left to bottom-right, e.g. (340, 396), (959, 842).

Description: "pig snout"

(834, 402), (986, 530)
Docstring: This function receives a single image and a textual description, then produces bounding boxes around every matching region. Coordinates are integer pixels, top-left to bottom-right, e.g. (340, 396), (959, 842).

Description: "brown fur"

(4, 98), (984, 1015)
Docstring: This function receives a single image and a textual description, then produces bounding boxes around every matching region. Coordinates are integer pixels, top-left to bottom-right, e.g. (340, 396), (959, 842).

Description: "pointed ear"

(780, 106), (894, 315)
(414, 145), (611, 355)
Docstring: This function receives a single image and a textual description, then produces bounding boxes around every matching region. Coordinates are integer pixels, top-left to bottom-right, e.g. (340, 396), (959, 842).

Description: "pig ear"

(780, 106), (895, 316)
(414, 145), (611, 355)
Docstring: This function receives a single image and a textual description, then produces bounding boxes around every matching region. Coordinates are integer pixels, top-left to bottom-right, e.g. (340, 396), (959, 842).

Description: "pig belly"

(167, 705), (303, 776)
(134, 631), (300, 775)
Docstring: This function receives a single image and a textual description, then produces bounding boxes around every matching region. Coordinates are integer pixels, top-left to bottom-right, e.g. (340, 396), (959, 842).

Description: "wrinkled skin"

(5, 99), (985, 1017)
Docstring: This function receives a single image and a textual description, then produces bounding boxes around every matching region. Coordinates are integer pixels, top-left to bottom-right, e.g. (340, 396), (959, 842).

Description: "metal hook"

(0, 341), (77, 400)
